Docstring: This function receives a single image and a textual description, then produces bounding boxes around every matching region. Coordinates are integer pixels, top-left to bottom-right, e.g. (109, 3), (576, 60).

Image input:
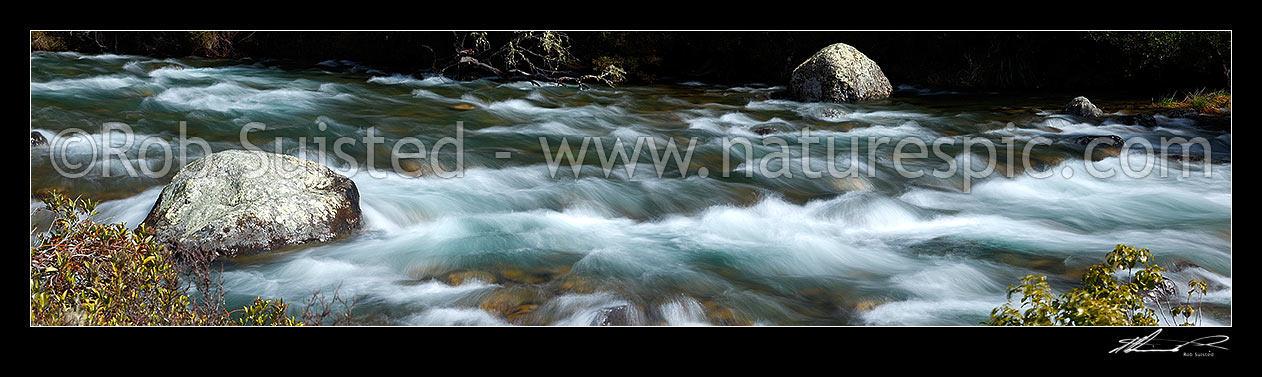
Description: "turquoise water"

(30, 51), (1231, 325)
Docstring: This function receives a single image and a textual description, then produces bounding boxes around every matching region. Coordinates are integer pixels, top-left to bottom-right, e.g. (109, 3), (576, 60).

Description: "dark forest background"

(32, 31), (1230, 92)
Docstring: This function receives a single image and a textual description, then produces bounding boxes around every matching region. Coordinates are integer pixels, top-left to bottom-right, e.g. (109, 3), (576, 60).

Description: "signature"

(1109, 329), (1229, 354)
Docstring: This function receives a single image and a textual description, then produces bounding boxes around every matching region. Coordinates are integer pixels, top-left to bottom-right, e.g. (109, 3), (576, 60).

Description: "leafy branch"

(987, 244), (1209, 326)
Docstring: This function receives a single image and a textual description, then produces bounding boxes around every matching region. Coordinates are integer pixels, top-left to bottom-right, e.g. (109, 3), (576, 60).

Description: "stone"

(1062, 96), (1104, 118)
(445, 270), (497, 286)
(790, 43), (892, 103)
(1173, 259), (1203, 272)
(146, 62), (184, 72)
(1110, 114), (1158, 127)
(396, 158), (430, 177)
(140, 150), (362, 260)
(557, 277), (597, 294)
(500, 265), (571, 285)
(590, 305), (631, 326)
(816, 107), (847, 119)
(1189, 114), (1231, 133)
(1166, 154), (1206, 163)
(31, 132), (47, 147)
(478, 286), (548, 324)
(702, 301), (753, 326)
(1164, 109), (1198, 118)
(1070, 135), (1124, 148)
(854, 300), (881, 313)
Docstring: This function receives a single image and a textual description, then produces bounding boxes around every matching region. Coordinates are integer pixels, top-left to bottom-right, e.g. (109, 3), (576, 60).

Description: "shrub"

(30, 190), (351, 326)
(236, 297), (303, 326)
(30, 192), (207, 325)
(440, 31), (627, 89)
(30, 32), (66, 51)
(188, 31), (251, 58)
(987, 244), (1208, 326)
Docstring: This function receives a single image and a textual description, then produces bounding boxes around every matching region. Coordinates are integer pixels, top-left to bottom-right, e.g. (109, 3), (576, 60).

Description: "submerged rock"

(1062, 96), (1104, 118)
(1190, 114), (1231, 133)
(1163, 109), (1199, 118)
(1070, 135), (1124, 148)
(1110, 114), (1158, 127)
(556, 276), (597, 294)
(444, 270), (497, 286)
(816, 107), (847, 119)
(478, 286), (548, 324)
(500, 265), (571, 285)
(702, 301), (753, 326)
(1166, 154), (1206, 163)
(140, 150), (362, 260)
(146, 62), (184, 72)
(790, 43), (892, 103)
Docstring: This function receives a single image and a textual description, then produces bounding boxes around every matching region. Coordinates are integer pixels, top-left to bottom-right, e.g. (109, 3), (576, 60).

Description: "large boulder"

(1062, 96), (1104, 118)
(141, 150), (362, 259)
(789, 43), (892, 103)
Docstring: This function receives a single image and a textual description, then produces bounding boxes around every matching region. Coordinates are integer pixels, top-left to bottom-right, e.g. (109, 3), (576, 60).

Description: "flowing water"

(30, 51), (1232, 325)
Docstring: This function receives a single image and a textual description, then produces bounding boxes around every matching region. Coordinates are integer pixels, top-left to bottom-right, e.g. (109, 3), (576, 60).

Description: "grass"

(1153, 88), (1231, 114)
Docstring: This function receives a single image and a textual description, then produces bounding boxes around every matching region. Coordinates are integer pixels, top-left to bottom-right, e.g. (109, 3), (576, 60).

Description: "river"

(30, 51), (1231, 325)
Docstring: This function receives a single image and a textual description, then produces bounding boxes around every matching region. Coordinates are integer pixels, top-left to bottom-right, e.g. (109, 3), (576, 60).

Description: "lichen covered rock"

(1063, 96), (1104, 118)
(141, 150), (362, 259)
(790, 43), (892, 103)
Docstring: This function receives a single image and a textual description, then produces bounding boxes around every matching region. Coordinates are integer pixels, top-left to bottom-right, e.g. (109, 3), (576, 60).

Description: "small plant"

(236, 297), (303, 326)
(1171, 279), (1208, 326)
(987, 244), (1208, 326)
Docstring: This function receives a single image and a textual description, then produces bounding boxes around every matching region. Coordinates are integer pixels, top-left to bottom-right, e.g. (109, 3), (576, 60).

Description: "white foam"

(404, 308), (509, 326)
(659, 296), (711, 326)
(367, 74), (454, 87)
(92, 186), (163, 227)
(144, 82), (352, 113)
(31, 75), (146, 93)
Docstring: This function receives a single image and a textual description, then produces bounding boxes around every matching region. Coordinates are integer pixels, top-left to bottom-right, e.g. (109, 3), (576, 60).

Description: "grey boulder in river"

(141, 150), (362, 260)
(790, 42), (893, 103)
(1062, 96), (1104, 118)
